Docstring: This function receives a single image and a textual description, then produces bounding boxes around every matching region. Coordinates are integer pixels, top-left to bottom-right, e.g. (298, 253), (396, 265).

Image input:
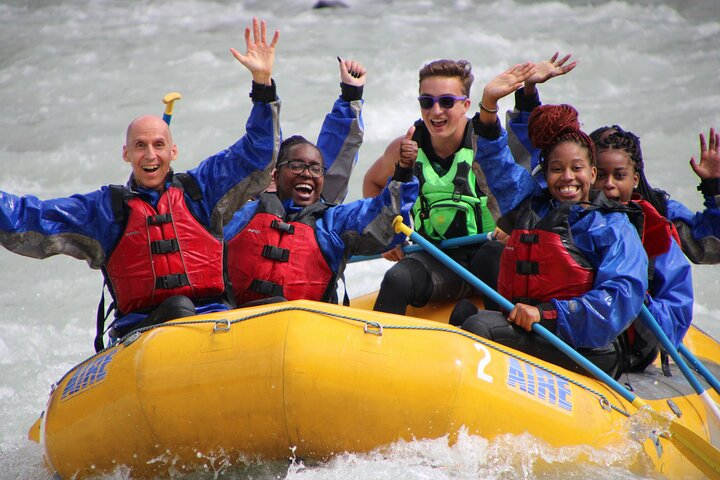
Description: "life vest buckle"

(516, 260), (539, 275)
(262, 245), (290, 262)
(271, 219), (295, 234)
(519, 233), (539, 244)
(151, 238), (180, 254)
(147, 213), (173, 225)
(155, 273), (190, 289)
(249, 279), (284, 297)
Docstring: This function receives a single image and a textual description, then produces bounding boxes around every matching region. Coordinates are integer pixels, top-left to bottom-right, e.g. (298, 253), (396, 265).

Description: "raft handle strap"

(213, 318), (231, 333)
(363, 321), (383, 336)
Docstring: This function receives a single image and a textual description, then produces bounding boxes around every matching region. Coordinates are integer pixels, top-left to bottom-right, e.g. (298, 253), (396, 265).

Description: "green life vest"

(411, 122), (495, 241)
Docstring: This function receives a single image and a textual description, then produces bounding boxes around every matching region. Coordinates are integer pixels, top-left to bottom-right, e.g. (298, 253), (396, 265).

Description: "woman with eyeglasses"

(223, 60), (420, 306)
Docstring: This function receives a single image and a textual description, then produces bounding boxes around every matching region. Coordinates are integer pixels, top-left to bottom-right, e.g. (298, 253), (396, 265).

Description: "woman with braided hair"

(591, 125), (720, 265)
(592, 127), (693, 371)
(452, 64), (648, 378)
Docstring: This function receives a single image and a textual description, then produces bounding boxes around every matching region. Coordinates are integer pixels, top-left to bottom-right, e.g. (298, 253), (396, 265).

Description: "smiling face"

(274, 143), (324, 207)
(123, 115), (177, 191)
(594, 149), (639, 202)
(418, 76), (470, 147)
(544, 141), (597, 203)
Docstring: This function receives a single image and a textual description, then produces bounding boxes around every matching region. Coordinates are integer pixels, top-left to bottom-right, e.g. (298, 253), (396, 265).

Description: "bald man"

(0, 18), (281, 350)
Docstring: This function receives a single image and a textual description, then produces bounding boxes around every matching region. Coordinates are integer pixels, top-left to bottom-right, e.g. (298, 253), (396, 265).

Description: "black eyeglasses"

(417, 95), (467, 110)
(277, 160), (326, 178)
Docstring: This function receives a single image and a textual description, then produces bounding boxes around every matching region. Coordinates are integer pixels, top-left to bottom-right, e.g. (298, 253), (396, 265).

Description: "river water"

(1, 0), (719, 478)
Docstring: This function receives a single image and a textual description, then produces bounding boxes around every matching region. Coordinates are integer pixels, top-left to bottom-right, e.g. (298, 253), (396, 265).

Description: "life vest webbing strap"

(155, 273), (190, 289)
(516, 260), (539, 275)
(147, 213), (172, 225)
(262, 245), (290, 262)
(150, 238), (180, 254)
(512, 296), (540, 306)
(250, 279), (284, 297)
(271, 219), (295, 234)
(520, 233), (539, 244)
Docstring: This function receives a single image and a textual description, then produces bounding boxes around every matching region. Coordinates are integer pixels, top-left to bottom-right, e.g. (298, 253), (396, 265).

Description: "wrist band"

(479, 102), (499, 114)
(697, 178), (720, 196)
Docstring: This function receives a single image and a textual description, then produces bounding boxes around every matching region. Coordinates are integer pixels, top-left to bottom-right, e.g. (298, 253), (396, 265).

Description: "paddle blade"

(27, 414), (41, 443)
(648, 409), (720, 479)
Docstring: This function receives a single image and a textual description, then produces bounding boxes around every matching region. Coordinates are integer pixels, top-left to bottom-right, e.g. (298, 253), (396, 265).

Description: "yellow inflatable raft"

(28, 298), (720, 479)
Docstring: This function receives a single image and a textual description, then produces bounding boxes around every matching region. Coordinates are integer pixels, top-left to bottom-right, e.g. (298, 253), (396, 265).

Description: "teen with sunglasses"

(363, 59), (505, 315)
(224, 60), (419, 305)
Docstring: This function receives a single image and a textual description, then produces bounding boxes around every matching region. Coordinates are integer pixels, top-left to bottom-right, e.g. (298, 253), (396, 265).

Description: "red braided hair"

(528, 104), (596, 168)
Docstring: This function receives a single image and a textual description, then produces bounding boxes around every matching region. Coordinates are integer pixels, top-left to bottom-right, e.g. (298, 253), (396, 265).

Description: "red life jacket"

(104, 183), (226, 315)
(498, 206), (595, 305)
(631, 196), (681, 259)
(496, 192), (636, 305)
(622, 196), (682, 372)
(226, 194), (334, 304)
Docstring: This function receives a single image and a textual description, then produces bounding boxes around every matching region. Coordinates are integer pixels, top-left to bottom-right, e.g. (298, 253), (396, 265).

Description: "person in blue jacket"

(0, 18), (281, 350)
(592, 126), (693, 371)
(224, 122), (419, 305)
(457, 63), (648, 378)
(506, 76), (720, 265)
(264, 56), (365, 206)
(591, 125), (720, 265)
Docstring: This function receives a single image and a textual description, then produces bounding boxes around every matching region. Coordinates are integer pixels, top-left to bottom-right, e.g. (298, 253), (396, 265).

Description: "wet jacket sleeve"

(667, 197), (720, 264)
(315, 174), (419, 273)
(474, 123), (542, 215)
(506, 88), (542, 176)
(645, 239), (694, 346)
(551, 210), (649, 348)
(0, 187), (119, 268)
(188, 90), (281, 232)
(317, 94), (364, 205)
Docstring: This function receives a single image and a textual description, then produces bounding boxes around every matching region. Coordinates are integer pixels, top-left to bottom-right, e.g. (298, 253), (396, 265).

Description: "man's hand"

(230, 17), (279, 85)
(399, 125), (417, 169)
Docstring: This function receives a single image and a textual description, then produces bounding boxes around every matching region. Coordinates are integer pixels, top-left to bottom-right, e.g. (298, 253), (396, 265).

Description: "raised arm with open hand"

(479, 62), (535, 125)
(229, 17), (280, 85)
(524, 52), (577, 95)
(690, 127), (720, 180)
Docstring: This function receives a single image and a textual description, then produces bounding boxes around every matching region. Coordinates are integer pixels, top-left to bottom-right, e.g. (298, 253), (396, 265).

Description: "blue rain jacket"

(475, 126), (648, 349)
(0, 99), (281, 330)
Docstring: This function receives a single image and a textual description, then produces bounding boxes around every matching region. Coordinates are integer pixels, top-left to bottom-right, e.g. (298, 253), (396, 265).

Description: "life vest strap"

(520, 233), (539, 244)
(147, 213), (173, 225)
(150, 238), (180, 254)
(262, 245), (290, 262)
(155, 273), (190, 289)
(250, 279), (284, 297)
(512, 296), (540, 306)
(271, 219), (295, 234)
(516, 260), (539, 275)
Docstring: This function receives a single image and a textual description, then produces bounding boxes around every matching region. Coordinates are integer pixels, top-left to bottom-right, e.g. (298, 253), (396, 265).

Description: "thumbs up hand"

(399, 125), (417, 169)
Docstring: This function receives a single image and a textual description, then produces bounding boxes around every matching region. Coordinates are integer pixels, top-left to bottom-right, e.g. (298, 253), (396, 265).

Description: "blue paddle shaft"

(404, 228), (638, 404)
(638, 306), (707, 395)
(679, 344), (720, 395)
